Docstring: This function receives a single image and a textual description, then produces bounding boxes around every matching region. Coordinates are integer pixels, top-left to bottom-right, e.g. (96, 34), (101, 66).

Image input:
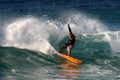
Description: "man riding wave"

(58, 24), (77, 56)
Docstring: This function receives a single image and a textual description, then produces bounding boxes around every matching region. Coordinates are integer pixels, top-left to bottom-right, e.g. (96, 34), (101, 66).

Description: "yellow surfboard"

(57, 53), (82, 64)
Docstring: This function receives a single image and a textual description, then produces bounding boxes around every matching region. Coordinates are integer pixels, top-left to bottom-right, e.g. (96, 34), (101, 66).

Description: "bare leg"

(59, 45), (66, 53)
(67, 50), (71, 56)
(67, 46), (71, 56)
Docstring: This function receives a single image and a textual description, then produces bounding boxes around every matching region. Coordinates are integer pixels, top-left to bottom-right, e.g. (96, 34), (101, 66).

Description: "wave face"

(0, 0), (120, 80)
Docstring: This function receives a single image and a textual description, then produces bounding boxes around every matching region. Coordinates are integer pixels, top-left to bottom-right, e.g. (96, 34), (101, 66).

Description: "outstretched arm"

(67, 24), (76, 39)
(68, 24), (72, 33)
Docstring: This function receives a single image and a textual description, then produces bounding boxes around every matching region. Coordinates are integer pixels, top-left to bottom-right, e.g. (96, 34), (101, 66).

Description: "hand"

(68, 24), (70, 27)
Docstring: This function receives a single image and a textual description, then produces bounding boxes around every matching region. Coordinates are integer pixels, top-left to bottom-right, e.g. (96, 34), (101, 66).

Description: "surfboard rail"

(57, 52), (82, 64)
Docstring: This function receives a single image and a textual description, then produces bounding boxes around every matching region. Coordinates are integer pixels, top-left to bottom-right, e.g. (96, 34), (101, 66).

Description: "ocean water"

(0, 0), (120, 80)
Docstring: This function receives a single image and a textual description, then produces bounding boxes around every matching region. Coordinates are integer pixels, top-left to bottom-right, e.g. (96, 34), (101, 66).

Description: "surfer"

(58, 24), (76, 56)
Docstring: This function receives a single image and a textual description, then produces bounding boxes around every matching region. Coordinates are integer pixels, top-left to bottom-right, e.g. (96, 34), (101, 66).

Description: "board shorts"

(67, 45), (72, 51)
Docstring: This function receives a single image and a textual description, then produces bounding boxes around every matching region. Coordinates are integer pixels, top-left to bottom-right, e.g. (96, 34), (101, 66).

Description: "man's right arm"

(68, 24), (72, 33)
(68, 24), (76, 39)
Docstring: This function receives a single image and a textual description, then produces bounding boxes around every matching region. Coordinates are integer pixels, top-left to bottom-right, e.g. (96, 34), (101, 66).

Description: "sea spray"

(3, 17), (55, 54)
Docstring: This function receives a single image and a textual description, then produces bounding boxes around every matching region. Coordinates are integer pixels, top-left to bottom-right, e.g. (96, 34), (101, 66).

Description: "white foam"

(64, 12), (107, 34)
(3, 17), (56, 54)
(102, 31), (120, 52)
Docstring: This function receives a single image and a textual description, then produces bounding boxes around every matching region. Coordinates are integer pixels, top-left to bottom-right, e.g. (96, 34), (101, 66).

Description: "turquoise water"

(0, 0), (120, 80)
